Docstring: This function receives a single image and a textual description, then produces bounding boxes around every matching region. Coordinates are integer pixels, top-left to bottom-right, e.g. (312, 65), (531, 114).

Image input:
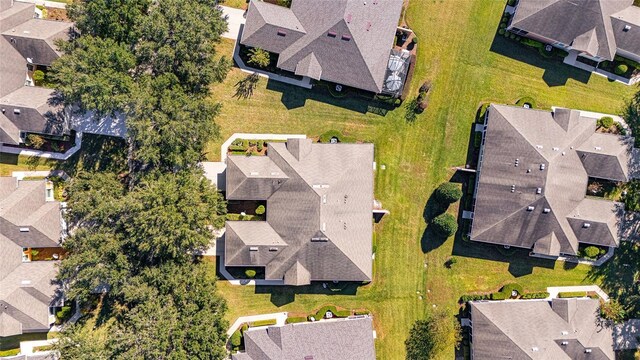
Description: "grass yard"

(0, 153), (58, 176)
(209, 0), (635, 359)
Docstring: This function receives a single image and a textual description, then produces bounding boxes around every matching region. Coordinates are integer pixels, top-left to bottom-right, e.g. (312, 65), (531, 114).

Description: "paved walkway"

(226, 312), (288, 337)
(220, 5), (245, 40)
(545, 285), (609, 302)
(614, 319), (640, 350)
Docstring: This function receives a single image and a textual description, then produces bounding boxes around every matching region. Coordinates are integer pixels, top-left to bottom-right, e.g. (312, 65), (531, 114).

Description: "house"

(470, 104), (638, 258)
(469, 298), (615, 359)
(239, 0), (408, 95)
(232, 317), (375, 360)
(508, 0), (640, 65)
(0, 0), (73, 146)
(224, 138), (374, 285)
(0, 177), (65, 338)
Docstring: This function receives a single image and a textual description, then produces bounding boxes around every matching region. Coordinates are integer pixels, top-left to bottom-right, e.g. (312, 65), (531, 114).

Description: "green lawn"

(209, 0), (635, 359)
(0, 153), (58, 176)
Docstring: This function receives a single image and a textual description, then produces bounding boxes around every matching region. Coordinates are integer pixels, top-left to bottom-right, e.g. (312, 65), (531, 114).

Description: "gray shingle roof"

(232, 317), (375, 360)
(241, 0), (403, 93)
(470, 299), (615, 360)
(0, 178), (62, 337)
(471, 105), (634, 255)
(225, 139), (374, 285)
(611, 6), (640, 57)
(510, 0), (638, 61)
(2, 19), (72, 66)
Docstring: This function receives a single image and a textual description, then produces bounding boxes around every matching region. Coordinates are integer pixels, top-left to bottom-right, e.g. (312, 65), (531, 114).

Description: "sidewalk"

(220, 5), (245, 40)
(226, 312), (288, 337)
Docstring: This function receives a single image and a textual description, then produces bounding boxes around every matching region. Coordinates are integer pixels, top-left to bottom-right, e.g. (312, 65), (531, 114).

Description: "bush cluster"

(314, 305), (338, 319)
(597, 116), (615, 129)
(459, 294), (490, 303)
(557, 291), (587, 298)
(516, 96), (536, 108)
(56, 306), (73, 324)
(521, 292), (550, 299)
(255, 205), (265, 215)
(244, 269), (257, 278)
(285, 316), (307, 324)
(354, 310), (371, 316)
(500, 283), (524, 296)
(434, 183), (463, 204)
(250, 319), (277, 327)
(430, 213), (458, 238)
(230, 330), (242, 347)
(615, 64), (629, 76)
(490, 291), (508, 300)
(583, 246), (601, 259)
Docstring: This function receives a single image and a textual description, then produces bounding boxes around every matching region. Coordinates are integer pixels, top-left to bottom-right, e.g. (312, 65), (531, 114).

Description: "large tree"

(67, 0), (150, 44)
(405, 310), (461, 360)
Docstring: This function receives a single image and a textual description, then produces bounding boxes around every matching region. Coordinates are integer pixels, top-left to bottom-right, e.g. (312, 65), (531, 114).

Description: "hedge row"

(354, 310), (371, 316)
(250, 319), (277, 327)
(312, 305), (338, 320)
(459, 294), (490, 303)
(500, 283), (524, 295)
(334, 310), (351, 318)
(521, 292), (549, 299)
(557, 291), (587, 298)
(285, 316), (307, 324)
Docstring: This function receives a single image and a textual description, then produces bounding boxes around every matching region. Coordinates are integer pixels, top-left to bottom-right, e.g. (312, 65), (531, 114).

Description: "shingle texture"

(225, 139), (374, 285)
(240, 0), (403, 93)
(471, 105), (635, 255)
(232, 317), (375, 360)
(0, 178), (62, 337)
(470, 299), (614, 360)
(0, 1), (72, 145)
(510, 0), (640, 61)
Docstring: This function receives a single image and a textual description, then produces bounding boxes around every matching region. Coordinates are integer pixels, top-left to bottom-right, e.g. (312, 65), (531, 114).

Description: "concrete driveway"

(220, 5), (245, 40)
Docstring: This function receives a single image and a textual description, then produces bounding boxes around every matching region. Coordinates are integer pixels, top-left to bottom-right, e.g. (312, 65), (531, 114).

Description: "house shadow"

(265, 78), (396, 116)
(489, 31), (591, 87)
(254, 282), (365, 307)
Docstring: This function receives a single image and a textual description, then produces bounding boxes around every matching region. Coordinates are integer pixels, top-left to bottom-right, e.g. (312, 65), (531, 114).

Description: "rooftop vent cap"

(595, 146), (602, 151)
(561, 331), (569, 335)
(341, 34), (351, 41)
(20, 280), (31, 285)
(543, 208), (551, 213)
(249, 247), (259, 251)
(13, 109), (20, 115)
(540, 164), (546, 170)
(527, 206), (535, 211)
(536, 188), (542, 194)
(269, 247), (278, 252)
(536, 145), (543, 149)
(561, 341), (569, 345)
(553, 147), (559, 151)
(583, 223), (591, 228)
(327, 31), (337, 37)
(624, 25), (631, 32)
(585, 349), (592, 353)
(277, 30), (286, 36)
(19, 227), (29, 232)
(250, 171), (259, 176)
(532, 347), (539, 352)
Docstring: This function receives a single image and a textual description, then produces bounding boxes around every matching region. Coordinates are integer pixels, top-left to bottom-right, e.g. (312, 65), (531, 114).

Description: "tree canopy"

(405, 310), (461, 360)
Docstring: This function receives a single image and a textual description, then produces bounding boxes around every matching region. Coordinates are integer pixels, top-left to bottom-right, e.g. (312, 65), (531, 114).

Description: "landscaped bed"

(597, 56), (640, 80)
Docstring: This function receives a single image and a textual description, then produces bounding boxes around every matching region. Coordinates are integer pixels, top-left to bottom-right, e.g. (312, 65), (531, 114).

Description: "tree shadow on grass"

(51, 134), (127, 177)
(489, 31), (591, 87)
(254, 282), (365, 307)
(420, 189), (449, 253)
(265, 78), (396, 115)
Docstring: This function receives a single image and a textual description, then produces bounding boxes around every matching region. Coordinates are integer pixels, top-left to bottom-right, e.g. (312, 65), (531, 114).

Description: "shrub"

(256, 142), (263, 152)
(255, 205), (265, 215)
(509, 33), (516, 39)
(228, 145), (246, 152)
(250, 319), (277, 327)
(241, 323), (248, 333)
(26, 134), (46, 149)
(434, 182), (463, 204)
(430, 213), (458, 238)
(499, 23), (506, 29)
(412, 37), (418, 44)
(597, 116), (615, 129)
(507, 0), (517, 6)
(245, 269), (257, 278)
(32, 70), (45, 85)
(498, 28), (505, 35)
(615, 64), (629, 75)
(490, 292), (508, 300)
(459, 294), (490, 303)
(230, 330), (242, 347)
(521, 292), (550, 299)
(500, 283), (524, 296)
(557, 291), (587, 298)
(334, 310), (351, 318)
(286, 316), (307, 324)
(419, 81), (431, 93)
(248, 48), (271, 68)
(354, 310), (371, 316)
(583, 246), (600, 259)
(445, 257), (457, 268)
(520, 38), (543, 49)
(56, 306), (72, 324)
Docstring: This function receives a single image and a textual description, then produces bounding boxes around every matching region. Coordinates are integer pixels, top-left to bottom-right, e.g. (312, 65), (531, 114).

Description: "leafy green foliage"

(67, 0), (150, 44)
(615, 64), (629, 76)
(490, 291), (508, 300)
(557, 291), (587, 298)
(405, 310), (461, 360)
(516, 96), (536, 108)
(600, 299), (626, 323)
(430, 213), (458, 238)
(53, 324), (110, 360)
(245, 269), (257, 278)
(26, 134), (46, 149)
(230, 330), (242, 347)
(521, 292), (550, 299)
(250, 319), (277, 327)
(285, 316), (307, 324)
(32, 70), (45, 85)
(500, 283), (523, 296)
(459, 294), (490, 303)
(434, 182), (462, 204)
(56, 306), (72, 324)
(625, 180), (640, 212)
(597, 116), (615, 129)
(583, 246), (601, 259)
(247, 48), (271, 69)
(255, 205), (265, 215)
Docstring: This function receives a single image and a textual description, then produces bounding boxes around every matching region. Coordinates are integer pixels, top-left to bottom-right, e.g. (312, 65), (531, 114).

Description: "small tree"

(600, 299), (626, 323)
(230, 330), (242, 348)
(245, 269), (257, 278)
(248, 48), (271, 69)
(255, 205), (265, 215)
(597, 116), (614, 129)
(583, 246), (600, 259)
(26, 134), (46, 149)
(32, 70), (45, 86)
(434, 182), (462, 204)
(430, 213), (458, 238)
(405, 310), (461, 360)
